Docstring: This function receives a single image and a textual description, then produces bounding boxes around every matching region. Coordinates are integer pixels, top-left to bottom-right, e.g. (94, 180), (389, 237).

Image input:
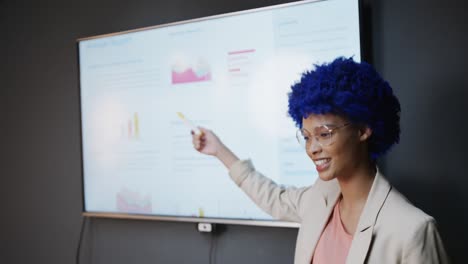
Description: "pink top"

(312, 199), (353, 264)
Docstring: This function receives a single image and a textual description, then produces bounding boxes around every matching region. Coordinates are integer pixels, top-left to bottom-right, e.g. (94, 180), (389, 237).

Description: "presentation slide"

(78, 0), (361, 222)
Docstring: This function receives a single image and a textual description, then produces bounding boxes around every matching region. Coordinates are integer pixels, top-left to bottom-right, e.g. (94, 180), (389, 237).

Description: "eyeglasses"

(296, 123), (351, 148)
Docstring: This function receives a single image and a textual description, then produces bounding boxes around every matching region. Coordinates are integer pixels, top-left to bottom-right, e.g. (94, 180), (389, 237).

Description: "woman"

(191, 57), (449, 264)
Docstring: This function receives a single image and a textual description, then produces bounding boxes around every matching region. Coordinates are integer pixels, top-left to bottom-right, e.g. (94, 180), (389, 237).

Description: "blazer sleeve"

(228, 159), (312, 223)
(403, 218), (450, 264)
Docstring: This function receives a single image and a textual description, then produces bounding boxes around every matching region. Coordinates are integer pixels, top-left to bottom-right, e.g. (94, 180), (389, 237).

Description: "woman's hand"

(191, 127), (240, 169)
(191, 127), (224, 156)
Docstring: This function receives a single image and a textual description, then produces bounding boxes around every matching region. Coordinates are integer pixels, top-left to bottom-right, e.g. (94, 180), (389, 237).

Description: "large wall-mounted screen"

(78, 0), (362, 227)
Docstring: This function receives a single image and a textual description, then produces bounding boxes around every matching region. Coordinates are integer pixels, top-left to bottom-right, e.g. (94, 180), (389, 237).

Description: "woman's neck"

(338, 160), (376, 211)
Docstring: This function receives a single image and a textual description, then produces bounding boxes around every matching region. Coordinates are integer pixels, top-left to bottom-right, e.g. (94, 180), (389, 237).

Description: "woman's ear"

(359, 126), (372, 141)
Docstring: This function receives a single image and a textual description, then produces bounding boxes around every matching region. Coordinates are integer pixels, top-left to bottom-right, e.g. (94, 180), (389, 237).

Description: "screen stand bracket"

(198, 223), (214, 233)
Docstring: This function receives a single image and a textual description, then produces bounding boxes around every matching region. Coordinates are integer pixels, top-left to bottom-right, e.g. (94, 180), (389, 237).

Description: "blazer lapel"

(346, 170), (392, 264)
(346, 225), (374, 264)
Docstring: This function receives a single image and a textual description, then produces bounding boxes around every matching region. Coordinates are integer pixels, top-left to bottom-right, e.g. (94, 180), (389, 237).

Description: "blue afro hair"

(287, 57), (401, 160)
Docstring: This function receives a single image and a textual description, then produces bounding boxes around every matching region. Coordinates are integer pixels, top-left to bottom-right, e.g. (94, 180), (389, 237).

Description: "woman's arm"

(192, 127), (309, 222)
(403, 218), (450, 263)
(229, 159), (309, 222)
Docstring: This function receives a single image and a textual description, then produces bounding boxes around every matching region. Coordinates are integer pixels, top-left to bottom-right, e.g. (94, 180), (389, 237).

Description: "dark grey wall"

(372, 1), (468, 262)
(1, 0), (467, 263)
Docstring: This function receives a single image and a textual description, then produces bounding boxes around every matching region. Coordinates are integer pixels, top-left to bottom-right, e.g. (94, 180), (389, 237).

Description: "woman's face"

(301, 113), (371, 181)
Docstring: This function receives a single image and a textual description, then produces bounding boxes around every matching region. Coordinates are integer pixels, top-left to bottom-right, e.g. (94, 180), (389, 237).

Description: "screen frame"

(76, 0), (367, 228)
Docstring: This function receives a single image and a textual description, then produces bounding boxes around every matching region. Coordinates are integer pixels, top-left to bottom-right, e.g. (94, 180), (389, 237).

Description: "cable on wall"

(76, 216), (88, 264)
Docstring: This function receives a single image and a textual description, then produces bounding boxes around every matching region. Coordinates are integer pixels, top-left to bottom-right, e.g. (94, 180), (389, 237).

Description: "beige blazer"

(229, 160), (449, 264)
